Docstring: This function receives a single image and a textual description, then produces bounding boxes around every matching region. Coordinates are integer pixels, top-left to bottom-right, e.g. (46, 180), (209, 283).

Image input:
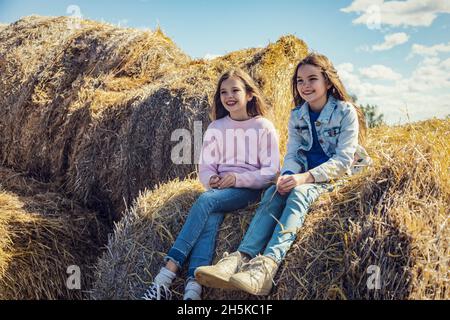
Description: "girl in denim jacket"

(196, 53), (371, 296)
(141, 69), (280, 300)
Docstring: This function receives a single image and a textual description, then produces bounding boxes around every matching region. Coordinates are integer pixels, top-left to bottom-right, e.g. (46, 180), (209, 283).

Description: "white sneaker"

(195, 251), (247, 289)
(229, 255), (278, 296)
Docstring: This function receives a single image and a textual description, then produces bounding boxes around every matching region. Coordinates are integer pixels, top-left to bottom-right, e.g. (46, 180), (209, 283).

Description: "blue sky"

(1, 0), (449, 124)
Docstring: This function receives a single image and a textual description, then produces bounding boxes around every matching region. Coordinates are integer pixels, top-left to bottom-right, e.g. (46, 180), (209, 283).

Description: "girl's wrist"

(294, 172), (314, 184)
(305, 171), (315, 183)
(294, 174), (303, 186)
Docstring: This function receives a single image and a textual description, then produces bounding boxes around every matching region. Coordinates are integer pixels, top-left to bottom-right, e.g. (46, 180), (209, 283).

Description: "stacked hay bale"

(0, 16), (307, 221)
(0, 16), (190, 220)
(0, 167), (108, 299)
(91, 119), (449, 300)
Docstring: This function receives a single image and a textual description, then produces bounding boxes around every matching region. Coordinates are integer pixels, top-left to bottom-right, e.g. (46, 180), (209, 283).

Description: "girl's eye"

(297, 80), (303, 84)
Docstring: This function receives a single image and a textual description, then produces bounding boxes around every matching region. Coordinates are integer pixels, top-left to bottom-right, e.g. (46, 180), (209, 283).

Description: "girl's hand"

(276, 172), (315, 195)
(217, 173), (236, 189)
(209, 175), (221, 189)
(276, 175), (297, 195)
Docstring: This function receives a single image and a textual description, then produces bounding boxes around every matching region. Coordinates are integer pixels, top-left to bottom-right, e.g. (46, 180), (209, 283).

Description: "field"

(0, 16), (448, 300)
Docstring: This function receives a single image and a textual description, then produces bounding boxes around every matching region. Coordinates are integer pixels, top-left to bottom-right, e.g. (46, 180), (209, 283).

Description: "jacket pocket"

(295, 125), (310, 148)
(324, 126), (341, 138)
(324, 126), (340, 146)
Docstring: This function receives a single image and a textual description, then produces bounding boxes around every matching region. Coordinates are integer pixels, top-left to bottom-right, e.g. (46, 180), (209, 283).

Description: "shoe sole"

(195, 268), (236, 290)
(229, 276), (271, 296)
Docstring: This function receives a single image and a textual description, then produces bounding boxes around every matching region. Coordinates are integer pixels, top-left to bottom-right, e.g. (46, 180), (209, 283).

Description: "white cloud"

(342, 0), (450, 28)
(372, 32), (409, 51)
(405, 57), (450, 92)
(336, 56), (450, 124)
(441, 57), (450, 69)
(409, 42), (450, 57)
(359, 65), (402, 80)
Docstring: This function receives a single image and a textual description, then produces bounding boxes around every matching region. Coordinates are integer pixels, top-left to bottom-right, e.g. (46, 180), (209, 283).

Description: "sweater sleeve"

(234, 125), (280, 189)
(199, 126), (220, 189)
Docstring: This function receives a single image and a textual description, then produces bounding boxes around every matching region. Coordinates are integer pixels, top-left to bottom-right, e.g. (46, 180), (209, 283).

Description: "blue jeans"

(165, 188), (262, 279)
(238, 183), (332, 264)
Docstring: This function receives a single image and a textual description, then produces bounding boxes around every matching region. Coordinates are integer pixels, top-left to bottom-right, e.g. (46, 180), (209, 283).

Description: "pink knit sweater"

(199, 116), (280, 190)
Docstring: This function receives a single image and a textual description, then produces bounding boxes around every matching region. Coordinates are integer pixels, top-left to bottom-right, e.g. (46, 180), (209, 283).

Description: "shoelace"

(240, 258), (264, 274)
(141, 282), (172, 300)
(219, 251), (231, 261)
(240, 257), (276, 286)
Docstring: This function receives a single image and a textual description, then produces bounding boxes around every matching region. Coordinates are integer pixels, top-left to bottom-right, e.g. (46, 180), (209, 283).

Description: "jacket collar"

(297, 95), (337, 125)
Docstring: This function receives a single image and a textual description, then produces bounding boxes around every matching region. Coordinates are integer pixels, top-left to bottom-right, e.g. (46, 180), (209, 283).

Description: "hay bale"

(90, 177), (258, 300)
(0, 16), (307, 221)
(92, 119), (449, 300)
(0, 166), (108, 299)
(0, 16), (189, 181)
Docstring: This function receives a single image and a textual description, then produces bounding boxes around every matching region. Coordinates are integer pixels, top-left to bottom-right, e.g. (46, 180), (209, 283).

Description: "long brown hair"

(292, 53), (367, 144)
(212, 68), (268, 120)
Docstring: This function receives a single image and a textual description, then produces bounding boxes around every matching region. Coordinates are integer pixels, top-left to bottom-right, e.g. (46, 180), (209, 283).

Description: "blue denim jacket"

(281, 96), (371, 182)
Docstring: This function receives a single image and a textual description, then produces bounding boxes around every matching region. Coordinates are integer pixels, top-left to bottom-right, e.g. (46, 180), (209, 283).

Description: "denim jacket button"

(319, 139), (324, 144)
(315, 121), (321, 127)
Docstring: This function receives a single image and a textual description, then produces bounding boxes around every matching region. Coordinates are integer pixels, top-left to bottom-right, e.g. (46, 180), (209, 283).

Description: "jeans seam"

(189, 214), (222, 277)
(263, 183), (330, 263)
(238, 187), (279, 256)
(171, 188), (262, 273)
(185, 189), (260, 276)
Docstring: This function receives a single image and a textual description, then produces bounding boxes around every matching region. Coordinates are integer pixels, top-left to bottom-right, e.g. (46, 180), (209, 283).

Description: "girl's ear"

(247, 93), (254, 102)
(326, 79), (332, 90)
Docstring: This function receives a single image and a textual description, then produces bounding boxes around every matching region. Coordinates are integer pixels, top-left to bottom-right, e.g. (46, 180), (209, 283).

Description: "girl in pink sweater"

(142, 69), (280, 300)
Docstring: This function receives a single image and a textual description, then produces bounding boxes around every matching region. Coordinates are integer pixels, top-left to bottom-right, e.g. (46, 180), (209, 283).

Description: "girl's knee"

(291, 184), (316, 198)
(196, 191), (218, 207)
(287, 184), (319, 207)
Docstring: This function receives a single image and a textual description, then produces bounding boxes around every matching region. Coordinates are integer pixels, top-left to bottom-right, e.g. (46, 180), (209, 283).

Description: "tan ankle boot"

(229, 255), (278, 296)
(195, 251), (247, 289)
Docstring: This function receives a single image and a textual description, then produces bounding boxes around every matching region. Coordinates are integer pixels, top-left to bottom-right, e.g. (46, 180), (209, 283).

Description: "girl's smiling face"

(220, 76), (253, 120)
(296, 64), (331, 110)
